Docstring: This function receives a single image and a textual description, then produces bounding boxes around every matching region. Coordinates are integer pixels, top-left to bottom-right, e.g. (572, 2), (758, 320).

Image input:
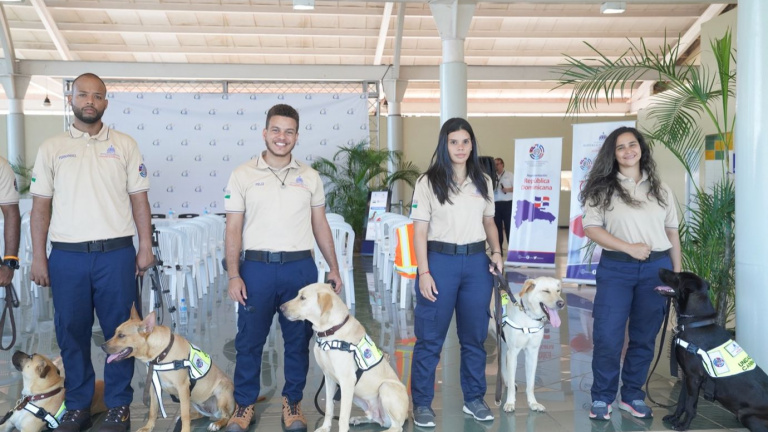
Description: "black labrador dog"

(656, 268), (768, 432)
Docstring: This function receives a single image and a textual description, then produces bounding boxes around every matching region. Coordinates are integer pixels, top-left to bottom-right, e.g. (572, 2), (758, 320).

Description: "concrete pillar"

(735, 0), (768, 365)
(0, 75), (30, 188)
(382, 78), (408, 209)
(430, 1), (475, 125)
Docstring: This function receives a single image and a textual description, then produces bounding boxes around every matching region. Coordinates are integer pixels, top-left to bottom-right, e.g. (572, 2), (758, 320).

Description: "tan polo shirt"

(224, 154), (325, 251)
(30, 124), (150, 242)
(582, 171), (678, 252)
(0, 157), (19, 205)
(411, 174), (495, 244)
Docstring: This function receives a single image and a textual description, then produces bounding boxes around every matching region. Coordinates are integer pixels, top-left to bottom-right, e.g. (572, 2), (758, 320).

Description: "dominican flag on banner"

(534, 196), (550, 208)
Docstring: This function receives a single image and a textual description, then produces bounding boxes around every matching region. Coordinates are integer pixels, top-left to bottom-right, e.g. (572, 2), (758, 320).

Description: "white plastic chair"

(314, 221), (355, 308)
(172, 221), (210, 299)
(155, 226), (197, 308)
(325, 213), (345, 224)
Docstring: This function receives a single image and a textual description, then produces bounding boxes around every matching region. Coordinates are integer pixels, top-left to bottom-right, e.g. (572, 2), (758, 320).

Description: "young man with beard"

(224, 104), (343, 431)
(30, 72), (153, 432)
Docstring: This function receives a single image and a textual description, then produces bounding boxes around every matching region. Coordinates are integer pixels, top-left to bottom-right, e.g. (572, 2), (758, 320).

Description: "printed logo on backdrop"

(529, 143), (545, 160)
(579, 157), (593, 172)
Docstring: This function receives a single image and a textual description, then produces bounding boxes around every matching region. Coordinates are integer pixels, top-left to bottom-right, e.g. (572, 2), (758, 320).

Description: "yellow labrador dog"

(2, 351), (106, 432)
(102, 306), (234, 432)
(490, 276), (564, 413)
(281, 283), (408, 432)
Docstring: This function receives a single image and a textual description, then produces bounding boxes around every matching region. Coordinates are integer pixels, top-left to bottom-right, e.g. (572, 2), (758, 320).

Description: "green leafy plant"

(312, 141), (420, 240)
(556, 31), (736, 327)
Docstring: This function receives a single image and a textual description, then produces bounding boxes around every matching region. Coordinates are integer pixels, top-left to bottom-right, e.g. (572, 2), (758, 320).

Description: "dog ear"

(142, 311), (156, 334)
(130, 303), (141, 320)
(319, 292), (333, 316)
(520, 279), (536, 295)
(39, 364), (51, 379)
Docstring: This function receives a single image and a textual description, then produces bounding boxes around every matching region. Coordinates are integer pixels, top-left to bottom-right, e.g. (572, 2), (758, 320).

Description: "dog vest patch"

(188, 343), (212, 380)
(677, 338), (756, 378)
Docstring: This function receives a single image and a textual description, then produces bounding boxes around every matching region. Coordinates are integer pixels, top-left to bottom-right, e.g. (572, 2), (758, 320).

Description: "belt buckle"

(268, 252), (282, 264)
(456, 244), (468, 255)
(88, 241), (104, 252)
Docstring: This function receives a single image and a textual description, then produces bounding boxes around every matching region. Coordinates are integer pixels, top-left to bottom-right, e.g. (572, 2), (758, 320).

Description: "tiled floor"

(0, 229), (747, 431)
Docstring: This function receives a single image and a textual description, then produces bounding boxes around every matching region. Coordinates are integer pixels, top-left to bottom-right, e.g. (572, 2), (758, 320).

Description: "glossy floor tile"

(0, 229), (748, 431)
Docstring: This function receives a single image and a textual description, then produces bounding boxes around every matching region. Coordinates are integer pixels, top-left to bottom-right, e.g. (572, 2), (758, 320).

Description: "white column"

(430, 1), (475, 125)
(382, 79), (407, 208)
(7, 98), (26, 165)
(735, 0), (768, 365)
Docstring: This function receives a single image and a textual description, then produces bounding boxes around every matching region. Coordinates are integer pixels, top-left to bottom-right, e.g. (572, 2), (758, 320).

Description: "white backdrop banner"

(103, 92), (369, 215)
(506, 137), (562, 268)
(564, 120), (636, 284)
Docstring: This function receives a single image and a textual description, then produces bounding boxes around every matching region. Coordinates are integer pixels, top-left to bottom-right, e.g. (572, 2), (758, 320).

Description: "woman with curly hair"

(582, 126), (681, 421)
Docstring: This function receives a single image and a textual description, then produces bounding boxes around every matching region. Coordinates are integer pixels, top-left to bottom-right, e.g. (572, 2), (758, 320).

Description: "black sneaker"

(98, 405), (130, 432)
(55, 409), (92, 432)
(413, 405), (436, 427)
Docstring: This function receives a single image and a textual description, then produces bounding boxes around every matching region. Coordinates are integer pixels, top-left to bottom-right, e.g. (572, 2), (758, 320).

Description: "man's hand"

(136, 247), (155, 276)
(0, 266), (13, 286)
(326, 271), (343, 294)
(228, 276), (248, 306)
(30, 256), (50, 287)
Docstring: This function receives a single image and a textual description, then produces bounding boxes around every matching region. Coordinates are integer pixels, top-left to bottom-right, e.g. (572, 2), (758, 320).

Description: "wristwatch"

(2, 258), (19, 270)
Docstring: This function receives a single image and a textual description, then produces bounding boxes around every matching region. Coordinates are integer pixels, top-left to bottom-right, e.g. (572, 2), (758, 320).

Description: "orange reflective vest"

(394, 222), (417, 278)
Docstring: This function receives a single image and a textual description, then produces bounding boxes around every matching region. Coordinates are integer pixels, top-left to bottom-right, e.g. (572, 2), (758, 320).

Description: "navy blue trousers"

(410, 251), (493, 407)
(49, 246), (137, 410)
(590, 254), (671, 403)
(233, 257), (316, 405)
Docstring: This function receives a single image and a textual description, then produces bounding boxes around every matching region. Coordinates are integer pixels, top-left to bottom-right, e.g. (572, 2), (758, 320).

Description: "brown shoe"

(225, 403), (255, 432)
(281, 397), (306, 431)
(97, 405), (130, 432)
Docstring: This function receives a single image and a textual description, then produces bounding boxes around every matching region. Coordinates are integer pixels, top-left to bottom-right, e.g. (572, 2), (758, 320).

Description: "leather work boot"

(55, 409), (92, 432)
(281, 396), (307, 430)
(98, 405), (130, 432)
(225, 403), (255, 432)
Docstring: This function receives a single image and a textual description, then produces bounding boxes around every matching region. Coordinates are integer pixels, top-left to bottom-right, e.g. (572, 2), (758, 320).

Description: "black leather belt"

(427, 240), (486, 256)
(51, 236), (134, 253)
(244, 250), (312, 264)
(602, 249), (670, 263)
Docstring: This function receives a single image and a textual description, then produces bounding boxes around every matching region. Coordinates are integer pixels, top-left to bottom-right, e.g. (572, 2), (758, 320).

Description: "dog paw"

(503, 403), (516, 413)
(529, 402), (546, 412)
(206, 423), (221, 431)
(349, 416), (368, 425)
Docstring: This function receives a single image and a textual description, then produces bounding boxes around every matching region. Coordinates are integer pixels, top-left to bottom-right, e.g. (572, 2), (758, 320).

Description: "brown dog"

(101, 306), (234, 432)
(1, 351), (106, 432)
(281, 283), (409, 432)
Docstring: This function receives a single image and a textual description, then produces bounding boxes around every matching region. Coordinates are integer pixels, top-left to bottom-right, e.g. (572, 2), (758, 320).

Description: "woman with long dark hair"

(581, 126), (681, 421)
(409, 117), (503, 428)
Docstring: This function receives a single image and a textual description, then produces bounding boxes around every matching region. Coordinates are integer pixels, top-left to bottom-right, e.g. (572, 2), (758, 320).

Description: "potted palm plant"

(556, 31), (736, 327)
(312, 141), (420, 243)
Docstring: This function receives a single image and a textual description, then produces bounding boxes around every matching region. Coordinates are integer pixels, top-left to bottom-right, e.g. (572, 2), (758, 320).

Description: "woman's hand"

(625, 242), (651, 261)
(490, 254), (504, 273)
(419, 273), (438, 302)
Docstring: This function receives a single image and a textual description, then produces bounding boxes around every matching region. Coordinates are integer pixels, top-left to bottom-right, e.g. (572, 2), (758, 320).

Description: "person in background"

(494, 157), (514, 249)
(224, 103), (343, 432)
(30, 72), (153, 432)
(581, 126), (681, 421)
(409, 117), (504, 428)
(0, 156), (20, 287)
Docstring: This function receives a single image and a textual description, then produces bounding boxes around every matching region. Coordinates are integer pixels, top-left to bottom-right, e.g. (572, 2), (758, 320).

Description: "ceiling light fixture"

(292, 0), (314, 11)
(43, 95), (51, 107)
(601, 2), (626, 14)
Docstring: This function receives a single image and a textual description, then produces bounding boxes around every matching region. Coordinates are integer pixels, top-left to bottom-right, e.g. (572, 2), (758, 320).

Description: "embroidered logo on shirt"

(139, 163), (147, 178)
(58, 153), (77, 160)
(100, 145), (120, 159)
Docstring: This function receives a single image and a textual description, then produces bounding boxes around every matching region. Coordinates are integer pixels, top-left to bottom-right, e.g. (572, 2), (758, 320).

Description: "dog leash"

(0, 283), (20, 351)
(491, 268), (514, 406)
(644, 297), (677, 408)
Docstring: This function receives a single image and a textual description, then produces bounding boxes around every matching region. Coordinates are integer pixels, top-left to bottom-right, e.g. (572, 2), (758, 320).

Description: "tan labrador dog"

(281, 283), (408, 432)
(101, 306), (234, 432)
(2, 351), (106, 432)
(490, 277), (564, 413)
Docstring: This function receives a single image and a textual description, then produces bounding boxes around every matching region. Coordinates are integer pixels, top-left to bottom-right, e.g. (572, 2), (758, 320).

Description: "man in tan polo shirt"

(0, 156), (20, 288)
(30, 73), (153, 432)
(224, 104), (342, 431)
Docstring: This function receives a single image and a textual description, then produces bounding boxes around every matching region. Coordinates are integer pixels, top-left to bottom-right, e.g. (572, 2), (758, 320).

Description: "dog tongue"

(547, 307), (561, 328)
(106, 353), (121, 364)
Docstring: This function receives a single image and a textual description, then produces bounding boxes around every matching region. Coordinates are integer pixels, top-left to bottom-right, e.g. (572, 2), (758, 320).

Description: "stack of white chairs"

(154, 226), (197, 308)
(374, 213), (410, 284)
(165, 221), (209, 302)
(199, 214), (226, 274)
(387, 220), (417, 309)
(314, 218), (356, 308)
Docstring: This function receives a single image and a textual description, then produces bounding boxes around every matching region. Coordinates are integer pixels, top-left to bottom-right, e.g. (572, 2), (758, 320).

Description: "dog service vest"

(677, 338), (756, 378)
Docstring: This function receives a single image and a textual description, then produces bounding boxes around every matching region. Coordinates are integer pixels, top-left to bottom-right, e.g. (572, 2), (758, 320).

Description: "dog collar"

(316, 315), (350, 338)
(0, 388), (64, 429)
(15, 388), (63, 410)
(678, 317), (717, 332)
(150, 333), (175, 364)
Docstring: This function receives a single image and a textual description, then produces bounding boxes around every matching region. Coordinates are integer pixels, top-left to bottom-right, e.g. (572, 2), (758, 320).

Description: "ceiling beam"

(373, 2), (393, 66)
(28, 0), (73, 60)
(35, 1), (712, 19)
